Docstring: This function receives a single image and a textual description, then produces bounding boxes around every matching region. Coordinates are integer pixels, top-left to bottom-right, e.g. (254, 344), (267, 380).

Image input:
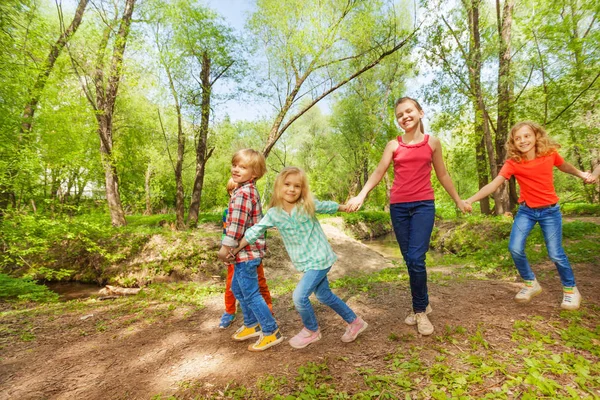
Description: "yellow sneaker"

(248, 329), (283, 352)
(232, 324), (262, 341)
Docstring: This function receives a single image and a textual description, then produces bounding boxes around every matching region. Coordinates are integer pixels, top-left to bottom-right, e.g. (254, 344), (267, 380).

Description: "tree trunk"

(98, 116), (126, 226)
(188, 52), (214, 228)
(87, 0), (135, 227)
(467, 0), (494, 214)
(492, 0), (514, 215)
(144, 164), (152, 215)
(476, 136), (491, 214)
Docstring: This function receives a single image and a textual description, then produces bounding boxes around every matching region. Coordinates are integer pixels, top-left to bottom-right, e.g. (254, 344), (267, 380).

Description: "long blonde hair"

(269, 167), (315, 216)
(506, 121), (560, 163)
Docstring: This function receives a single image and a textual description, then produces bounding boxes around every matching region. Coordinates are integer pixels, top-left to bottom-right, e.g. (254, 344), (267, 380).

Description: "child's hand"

(458, 199), (472, 213)
(346, 196), (365, 212)
(217, 246), (232, 262)
(583, 171), (597, 184)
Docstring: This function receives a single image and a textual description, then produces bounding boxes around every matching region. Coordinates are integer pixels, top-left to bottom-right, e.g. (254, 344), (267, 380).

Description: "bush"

(561, 203), (600, 216)
(0, 273), (59, 302)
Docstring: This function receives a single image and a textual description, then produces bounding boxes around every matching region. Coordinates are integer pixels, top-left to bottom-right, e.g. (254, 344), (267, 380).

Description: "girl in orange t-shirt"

(464, 121), (592, 310)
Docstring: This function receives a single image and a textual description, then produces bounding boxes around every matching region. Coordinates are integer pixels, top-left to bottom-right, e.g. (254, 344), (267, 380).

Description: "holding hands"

(345, 195), (365, 213)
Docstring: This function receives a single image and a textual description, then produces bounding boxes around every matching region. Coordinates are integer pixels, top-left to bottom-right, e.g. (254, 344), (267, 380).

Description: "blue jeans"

(508, 204), (575, 287)
(231, 258), (278, 334)
(390, 201), (435, 313)
(292, 267), (357, 332)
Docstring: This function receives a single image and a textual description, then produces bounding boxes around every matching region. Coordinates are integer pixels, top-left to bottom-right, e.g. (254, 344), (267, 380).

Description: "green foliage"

(561, 203), (600, 216)
(0, 273), (59, 302)
(342, 211), (389, 225)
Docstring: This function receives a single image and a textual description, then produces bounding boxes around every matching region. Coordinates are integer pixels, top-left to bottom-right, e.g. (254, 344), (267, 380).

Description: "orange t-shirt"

(498, 152), (564, 208)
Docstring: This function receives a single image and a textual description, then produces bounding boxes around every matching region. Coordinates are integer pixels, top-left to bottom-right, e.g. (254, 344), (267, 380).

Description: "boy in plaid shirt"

(217, 149), (282, 351)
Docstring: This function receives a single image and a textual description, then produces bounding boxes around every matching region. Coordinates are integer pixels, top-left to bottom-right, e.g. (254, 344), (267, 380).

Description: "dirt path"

(1, 219), (599, 399)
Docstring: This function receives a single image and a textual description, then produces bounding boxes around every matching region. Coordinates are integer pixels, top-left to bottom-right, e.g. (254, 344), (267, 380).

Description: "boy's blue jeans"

(292, 267), (357, 332)
(231, 258), (278, 335)
(508, 204), (576, 287)
(390, 200), (435, 313)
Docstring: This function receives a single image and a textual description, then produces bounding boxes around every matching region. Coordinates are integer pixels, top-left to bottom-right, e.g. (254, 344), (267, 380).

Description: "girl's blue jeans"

(390, 200), (435, 313)
(231, 258), (278, 335)
(508, 204), (576, 287)
(292, 266), (357, 332)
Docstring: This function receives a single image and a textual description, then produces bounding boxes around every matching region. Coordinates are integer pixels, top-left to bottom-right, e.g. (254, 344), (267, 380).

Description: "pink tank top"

(390, 134), (435, 204)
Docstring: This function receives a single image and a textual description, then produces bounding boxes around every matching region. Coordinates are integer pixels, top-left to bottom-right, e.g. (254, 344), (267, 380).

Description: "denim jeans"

(390, 200), (435, 313)
(231, 258), (278, 334)
(508, 204), (576, 287)
(292, 267), (357, 332)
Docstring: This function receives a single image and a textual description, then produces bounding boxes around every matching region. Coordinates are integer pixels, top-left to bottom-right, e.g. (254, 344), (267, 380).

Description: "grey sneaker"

(404, 304), (433, 326)
(514, 279), (542, 303)
(415, 312), (434, 335)
(561, 286), (581, 310)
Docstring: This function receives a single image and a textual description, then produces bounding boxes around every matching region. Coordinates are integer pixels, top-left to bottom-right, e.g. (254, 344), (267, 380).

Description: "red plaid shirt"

(221, 180), (266, 262)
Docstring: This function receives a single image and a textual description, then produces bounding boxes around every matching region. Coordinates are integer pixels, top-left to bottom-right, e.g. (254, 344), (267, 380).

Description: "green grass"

(180, 310), (600, 399)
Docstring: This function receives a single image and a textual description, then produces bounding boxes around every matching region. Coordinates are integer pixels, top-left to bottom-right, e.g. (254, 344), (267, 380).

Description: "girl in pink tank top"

(347, 97), (468, 337)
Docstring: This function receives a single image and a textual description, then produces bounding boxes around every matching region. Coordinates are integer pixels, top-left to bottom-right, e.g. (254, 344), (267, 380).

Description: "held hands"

(456, 199), (472, 213)
(217, 246), (236, 263)
(345, 195), (365, 213)
(583, 171), (597, 184)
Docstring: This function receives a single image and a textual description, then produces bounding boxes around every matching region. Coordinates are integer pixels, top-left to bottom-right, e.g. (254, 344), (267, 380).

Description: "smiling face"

(231, 157), (256, 184)
(281, 173), (302, 206)
(512, 125), (537, 160)
(395, 100), (424, 133)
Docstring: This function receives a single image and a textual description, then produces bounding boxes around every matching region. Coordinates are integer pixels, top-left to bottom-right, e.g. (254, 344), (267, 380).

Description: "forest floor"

(1, 217), (599, 399)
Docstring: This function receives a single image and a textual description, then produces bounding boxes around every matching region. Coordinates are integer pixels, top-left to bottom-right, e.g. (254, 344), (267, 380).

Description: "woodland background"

(1, 0), (598, 223)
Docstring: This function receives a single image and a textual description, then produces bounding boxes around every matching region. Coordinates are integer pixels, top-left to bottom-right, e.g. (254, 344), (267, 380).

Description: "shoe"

(289, 328), (321, 349)
(405, 304), (433, 326)
(248, 329), (283, 351)
(341, 317), (368, 343)
(514, 279), (542, 303)
(232, 324), (261, 341)
(219, 312), (236, 329)
(561, 286), (581, 310)
(415, 312), (434, 335)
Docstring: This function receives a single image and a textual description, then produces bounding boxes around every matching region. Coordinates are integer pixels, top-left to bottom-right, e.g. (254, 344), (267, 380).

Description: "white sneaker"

(561, 287), (581, 310)
(404, 304), (433, 326)
(415, 312), (434, 336)
(514, 280), (542, 303)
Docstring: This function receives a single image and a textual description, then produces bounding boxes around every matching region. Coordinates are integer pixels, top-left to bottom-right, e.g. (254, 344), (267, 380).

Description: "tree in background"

(1, 0), (88, 215)
(248, 0), (418, 158)
(69, 0), (136, 226)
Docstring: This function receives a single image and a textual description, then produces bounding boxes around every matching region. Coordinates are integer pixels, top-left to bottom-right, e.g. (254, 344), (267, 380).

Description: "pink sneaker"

(341, 317), (368, 343)
(289, 327), (321, 349)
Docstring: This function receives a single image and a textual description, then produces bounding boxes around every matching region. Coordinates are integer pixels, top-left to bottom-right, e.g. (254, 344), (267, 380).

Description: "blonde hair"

(269, 167), (315, 216)
(231, 149), (267, 180)
(506, 121), (560, 163)
(226, 178), (237, 195)
(394, 97), (425, 134)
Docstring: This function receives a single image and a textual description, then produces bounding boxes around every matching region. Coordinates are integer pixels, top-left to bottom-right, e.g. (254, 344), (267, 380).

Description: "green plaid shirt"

(244, 200), (339, 272)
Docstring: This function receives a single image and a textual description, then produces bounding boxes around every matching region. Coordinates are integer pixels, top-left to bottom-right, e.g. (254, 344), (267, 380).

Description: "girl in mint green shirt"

(234, 167), (368, 349)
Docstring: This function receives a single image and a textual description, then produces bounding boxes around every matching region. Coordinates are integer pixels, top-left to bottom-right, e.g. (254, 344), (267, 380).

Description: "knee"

(292, 288), (310, 309)
(508, 243), (524, 256)
(405, 257), (426, 273)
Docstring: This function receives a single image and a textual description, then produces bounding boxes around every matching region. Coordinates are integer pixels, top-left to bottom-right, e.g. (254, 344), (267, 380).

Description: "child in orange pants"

(220, 178), (273, 329)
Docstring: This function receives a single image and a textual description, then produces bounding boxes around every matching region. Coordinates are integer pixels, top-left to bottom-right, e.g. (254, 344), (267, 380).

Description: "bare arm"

(346, 140), (396, 211)
(430, 137), (469, 212)
(557, 161), (591, 181)
(465, 174), (507, 204)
